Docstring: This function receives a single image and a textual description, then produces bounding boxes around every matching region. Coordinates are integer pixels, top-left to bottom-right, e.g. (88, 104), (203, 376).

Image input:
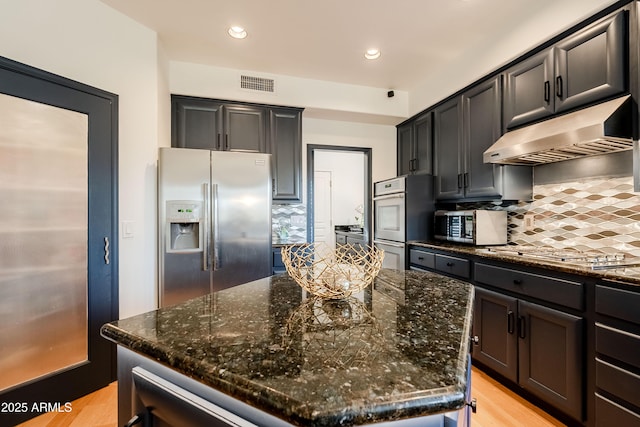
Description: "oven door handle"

(373, 240), (405, 248)
(373, 193), (405, 201)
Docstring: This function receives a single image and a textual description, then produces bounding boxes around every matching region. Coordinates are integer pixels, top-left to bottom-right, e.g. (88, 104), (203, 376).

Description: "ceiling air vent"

(240, 75), (276, 93)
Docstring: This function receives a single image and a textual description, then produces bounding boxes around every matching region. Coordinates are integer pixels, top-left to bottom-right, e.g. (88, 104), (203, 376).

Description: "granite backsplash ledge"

(458, 176), (640, 258)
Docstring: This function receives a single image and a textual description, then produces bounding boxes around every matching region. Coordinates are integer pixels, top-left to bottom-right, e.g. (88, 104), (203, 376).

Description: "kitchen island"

(101, 269), (474, 426)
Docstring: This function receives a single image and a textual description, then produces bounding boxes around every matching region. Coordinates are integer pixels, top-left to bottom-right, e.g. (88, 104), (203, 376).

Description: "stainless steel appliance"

(373, 175), (434, 270)
(484, 95), (632, 165)
(478, 245), (640, 270)
(434, 210), (507, 245)
(158, 147), (272, 307)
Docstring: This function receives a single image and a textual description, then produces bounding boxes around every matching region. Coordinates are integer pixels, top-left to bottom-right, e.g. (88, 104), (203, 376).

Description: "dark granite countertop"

(101, 269), (474, 426)
(409, 240), (640, 286)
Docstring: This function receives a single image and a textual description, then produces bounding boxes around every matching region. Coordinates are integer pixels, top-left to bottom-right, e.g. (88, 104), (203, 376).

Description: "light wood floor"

(16, 367), (566, 427)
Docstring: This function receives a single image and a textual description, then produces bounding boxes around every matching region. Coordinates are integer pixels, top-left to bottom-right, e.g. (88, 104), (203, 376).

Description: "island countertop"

(101, 269), (474, 426)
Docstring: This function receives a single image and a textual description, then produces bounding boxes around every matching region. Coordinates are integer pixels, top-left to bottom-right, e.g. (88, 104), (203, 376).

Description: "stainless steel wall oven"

(373, 175), (434, 270)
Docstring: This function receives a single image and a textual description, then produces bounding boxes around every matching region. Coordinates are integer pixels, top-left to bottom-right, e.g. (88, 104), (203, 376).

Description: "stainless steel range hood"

(484, 95), (633, 165)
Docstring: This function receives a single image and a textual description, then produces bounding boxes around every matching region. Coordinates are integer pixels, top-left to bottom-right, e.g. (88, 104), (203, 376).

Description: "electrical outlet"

(524, 214), (535, 231)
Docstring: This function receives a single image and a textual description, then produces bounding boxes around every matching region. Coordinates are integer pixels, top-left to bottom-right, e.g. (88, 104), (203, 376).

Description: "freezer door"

(211, 151), (272, 291)
(158, 148), (212, 307)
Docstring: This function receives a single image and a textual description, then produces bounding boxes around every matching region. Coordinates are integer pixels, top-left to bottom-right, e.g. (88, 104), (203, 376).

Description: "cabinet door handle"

(464, 172), (469, 188)
(418, 256), (424, 260)
(518, 316), (526, 339)
(446, 262), (454, 267)
(225, 134), (229, 150)
(104, 237), (110, 265)
(556, 75), (563, 99)
(513, 278), (522, 285)
(507, 310), (515, 334)
(457, 174), (463, 189)
(544, 80), (551, 103)
(216, 133), (221, 150)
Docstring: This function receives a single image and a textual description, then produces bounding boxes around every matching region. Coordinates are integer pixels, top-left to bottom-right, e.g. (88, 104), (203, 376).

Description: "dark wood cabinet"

(223, 104), (266, 152)
(434, 96), (463, 199)
(463, 77), (503, 199)
(473, 263), (584, 422)
(269, 107), (302, 202)
(473, 288), (583, 421)
(171, 96), (303, 203)
(172, 97), (223, 150)
(172, 96), (265, 152)
(434, 77), (514, 201)
(594, 284), (640, 426)
(472, 288), (518, 382)
(518, 300), (583, 421)
(397, 112), (432, 176)
(504, 10), (627, 129)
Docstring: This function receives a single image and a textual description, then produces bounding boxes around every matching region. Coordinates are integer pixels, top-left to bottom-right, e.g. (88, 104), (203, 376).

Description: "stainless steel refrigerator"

(158, 147), (272, 307)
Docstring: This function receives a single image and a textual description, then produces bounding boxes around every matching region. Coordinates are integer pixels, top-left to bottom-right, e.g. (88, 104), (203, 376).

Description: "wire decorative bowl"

(281, 242), (384, 299)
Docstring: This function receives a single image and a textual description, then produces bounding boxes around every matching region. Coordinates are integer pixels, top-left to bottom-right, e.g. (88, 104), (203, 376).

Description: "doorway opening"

(306, 145), (372, 248)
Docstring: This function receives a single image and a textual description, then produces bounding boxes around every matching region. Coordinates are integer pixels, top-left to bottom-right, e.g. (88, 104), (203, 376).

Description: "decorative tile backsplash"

(465, 176), (640, 257)
(272, 204), (307, 243)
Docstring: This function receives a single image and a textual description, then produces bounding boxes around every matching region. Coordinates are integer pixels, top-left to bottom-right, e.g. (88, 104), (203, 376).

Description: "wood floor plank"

(16, 368), (565, 427)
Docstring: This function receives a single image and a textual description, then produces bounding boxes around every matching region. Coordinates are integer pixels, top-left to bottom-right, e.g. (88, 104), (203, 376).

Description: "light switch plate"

(122, 220), (135, 239)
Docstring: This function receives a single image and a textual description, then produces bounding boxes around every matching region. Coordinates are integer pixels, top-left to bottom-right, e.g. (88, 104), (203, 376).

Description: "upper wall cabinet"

(504, 10), (627, 129)
(397, 112), (432, 176)
(434, 77), (533, 202)
(171, 95), (304, 203)
(269, 107), (303, 202)
(172, 96), (266, 152)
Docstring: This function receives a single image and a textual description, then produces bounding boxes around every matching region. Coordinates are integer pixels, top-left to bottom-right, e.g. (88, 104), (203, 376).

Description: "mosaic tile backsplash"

(465, 176), (640, 257)
(272, 203), (307, 243)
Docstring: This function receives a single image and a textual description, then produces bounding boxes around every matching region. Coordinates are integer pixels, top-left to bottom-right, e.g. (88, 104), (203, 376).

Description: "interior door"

(313, 170), (333, 247)
(0, 57), (117, 425)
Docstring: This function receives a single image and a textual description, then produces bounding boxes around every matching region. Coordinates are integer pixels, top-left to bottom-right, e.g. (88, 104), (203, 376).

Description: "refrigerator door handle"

(212, 183), (221, 271)
(203, 183), (211, 271)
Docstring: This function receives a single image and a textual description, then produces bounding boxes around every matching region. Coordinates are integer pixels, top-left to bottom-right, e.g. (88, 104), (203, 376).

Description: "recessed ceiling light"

(228, 26), (247, 39)
(365, 48), (381, 60)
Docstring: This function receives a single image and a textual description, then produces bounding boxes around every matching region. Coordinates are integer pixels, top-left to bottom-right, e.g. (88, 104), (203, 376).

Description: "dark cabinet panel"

(503, 49), (555, 129)
(413, 113), (433, 175)
(434, 77), (511, 201)
(396, 112), (432, 176)
(595, 394), (640, 427)
(434, 97), (463, 199)
(463, 77), (503, 198)
(172, 98), (223, 150)
(504, 10), (627, 130)
(269, 108), (302, 202)
(223, 104), (266, 152)
(518, 300), (583, 421)
(434, 253), (470, 279)
(595, 283), (640, 426)
(475, 262), (584, 310)
(554, 11), (626, 113)
(171, 96), (303, 203)
(472, 288), (518, 382)
(397, 123), (413, 176)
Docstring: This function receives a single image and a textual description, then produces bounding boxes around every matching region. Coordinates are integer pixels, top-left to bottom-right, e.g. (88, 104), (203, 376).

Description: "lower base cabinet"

(473, 287), (583, 421)
(594, 284), (640, 426)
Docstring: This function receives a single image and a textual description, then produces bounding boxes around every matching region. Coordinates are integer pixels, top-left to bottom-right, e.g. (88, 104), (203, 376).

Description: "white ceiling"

(101, 0), (617, 92)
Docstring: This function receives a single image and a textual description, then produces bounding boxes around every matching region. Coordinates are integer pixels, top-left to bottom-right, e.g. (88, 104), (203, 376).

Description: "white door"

(314, 170), (333, 247)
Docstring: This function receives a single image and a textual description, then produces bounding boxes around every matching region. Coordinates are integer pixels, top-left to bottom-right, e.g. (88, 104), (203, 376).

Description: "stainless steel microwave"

(434, 210), (507, 245)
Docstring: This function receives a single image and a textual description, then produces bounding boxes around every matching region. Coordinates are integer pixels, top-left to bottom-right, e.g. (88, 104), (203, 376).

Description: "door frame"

(0, 55), (119, 424)
(306, 144), (372, 245)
